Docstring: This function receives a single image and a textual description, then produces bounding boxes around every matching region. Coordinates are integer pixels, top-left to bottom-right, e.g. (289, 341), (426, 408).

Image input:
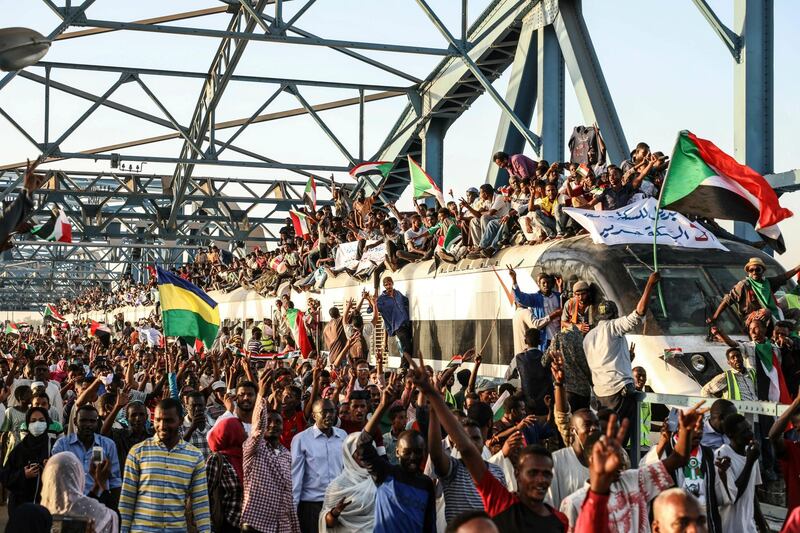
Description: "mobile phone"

(91, 445), (104, 464)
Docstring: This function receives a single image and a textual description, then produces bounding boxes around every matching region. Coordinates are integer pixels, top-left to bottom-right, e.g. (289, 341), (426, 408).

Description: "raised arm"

(709, 326), (737, 349)
(343, 298), (355, 325)
(101, 391), (129, 436)
(364, 373), (396, 438)
(768, 387), (800, 458)
(466, 355), (481, 395)
(76, 376), (104, 408)
(303, 359), (323, 420)
(661, 401), (706, 476)
(409, 356), (487, 482)
(427, 407), (451, 477)
(635, 272), (661, 317)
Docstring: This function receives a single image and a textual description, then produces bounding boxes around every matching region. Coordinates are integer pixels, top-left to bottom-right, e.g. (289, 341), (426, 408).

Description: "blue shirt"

(512, 286), (561, 350)
(290, 425), (347, 505)
(377, 290), (410, 336)
(52, 432), (122, 493)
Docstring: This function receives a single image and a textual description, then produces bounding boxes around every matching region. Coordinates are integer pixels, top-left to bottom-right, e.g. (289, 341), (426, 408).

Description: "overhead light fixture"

(0, 27), (50, 71)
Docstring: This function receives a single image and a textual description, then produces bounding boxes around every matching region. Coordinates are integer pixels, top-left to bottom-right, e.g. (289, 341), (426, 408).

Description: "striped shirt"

(119, 436), (211, 533)
(437, 456), (507, 523)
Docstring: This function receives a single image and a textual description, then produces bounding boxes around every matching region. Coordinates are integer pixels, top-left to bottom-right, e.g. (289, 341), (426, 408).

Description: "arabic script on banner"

(563, 198), (729, 251)
(334, 240), (388, 272)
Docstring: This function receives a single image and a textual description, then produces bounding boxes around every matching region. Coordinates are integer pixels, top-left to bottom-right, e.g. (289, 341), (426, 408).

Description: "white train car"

(75, 235), (783, 396)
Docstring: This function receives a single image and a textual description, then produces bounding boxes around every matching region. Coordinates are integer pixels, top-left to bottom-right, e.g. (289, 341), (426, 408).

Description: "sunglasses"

(747, 267), (764, 273)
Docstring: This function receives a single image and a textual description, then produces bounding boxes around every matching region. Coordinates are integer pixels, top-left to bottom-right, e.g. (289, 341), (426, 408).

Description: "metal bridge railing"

(631, 392), (790, 467)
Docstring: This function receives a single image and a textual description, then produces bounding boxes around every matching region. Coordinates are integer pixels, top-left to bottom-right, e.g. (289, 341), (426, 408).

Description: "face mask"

(28, 421), (47, 437)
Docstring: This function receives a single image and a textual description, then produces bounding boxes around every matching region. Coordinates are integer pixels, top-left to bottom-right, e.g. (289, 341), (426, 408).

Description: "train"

(68, 235), (785, 396)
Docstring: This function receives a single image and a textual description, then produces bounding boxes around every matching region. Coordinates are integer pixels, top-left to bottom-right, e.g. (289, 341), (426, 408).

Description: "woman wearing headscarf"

(0, 407), (53, 514)
(39, 452), (118, 533)
(318, 432), (377, 532)
(206, 416), (245, 533)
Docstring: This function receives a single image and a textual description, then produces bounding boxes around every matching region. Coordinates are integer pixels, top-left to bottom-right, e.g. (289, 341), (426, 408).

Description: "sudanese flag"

(660, 131), (793, 252)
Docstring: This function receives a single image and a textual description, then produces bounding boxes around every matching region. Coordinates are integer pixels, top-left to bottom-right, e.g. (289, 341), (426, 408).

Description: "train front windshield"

(627, 265), (744, 336)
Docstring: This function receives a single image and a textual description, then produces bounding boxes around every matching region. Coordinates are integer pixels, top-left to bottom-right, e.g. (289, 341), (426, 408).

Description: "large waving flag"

(4, 322), (19, 336)
(408, 156), (444, 206)
(660, 131), (793, 252)
(156, 267), (220, 348)
(285, 308), (312, 357)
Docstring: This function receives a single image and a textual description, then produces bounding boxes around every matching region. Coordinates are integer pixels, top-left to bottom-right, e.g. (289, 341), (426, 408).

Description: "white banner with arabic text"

(334, 240), (388, 271)
(563, 198), (728, 251)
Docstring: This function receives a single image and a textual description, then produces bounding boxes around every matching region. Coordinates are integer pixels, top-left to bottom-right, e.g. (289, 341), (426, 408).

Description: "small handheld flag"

(43, 304), (66, 324)
(31, 208), (73, 243)
(349, 161), (393, 181)
(407, 156), (444, 206)
(304, 176), (317, 213)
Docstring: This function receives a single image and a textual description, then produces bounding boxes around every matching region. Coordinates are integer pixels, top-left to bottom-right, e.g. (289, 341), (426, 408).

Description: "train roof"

(358, 235), (784, 286)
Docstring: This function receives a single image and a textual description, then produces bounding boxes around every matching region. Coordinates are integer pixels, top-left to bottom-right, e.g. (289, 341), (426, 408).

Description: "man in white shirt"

(7, 359), (63, 419)
(560, 403), (704, 533)
(461, 184), (509, 257)
(583, 272), (660, 445)
(714, 413), (765, 533)
(400, 214), (431, 263)
(546, 409), (599, 509)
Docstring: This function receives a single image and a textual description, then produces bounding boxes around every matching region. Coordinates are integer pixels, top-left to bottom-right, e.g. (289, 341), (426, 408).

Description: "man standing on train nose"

(507, 266), (562, 354)
(377, 277), (413, 365)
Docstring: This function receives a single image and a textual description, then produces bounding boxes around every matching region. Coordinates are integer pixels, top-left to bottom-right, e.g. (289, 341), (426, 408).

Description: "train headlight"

(690, 353), (707, 372)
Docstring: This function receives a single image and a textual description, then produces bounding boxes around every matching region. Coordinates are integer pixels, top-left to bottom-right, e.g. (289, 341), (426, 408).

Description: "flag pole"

(651, 132), (684, 319)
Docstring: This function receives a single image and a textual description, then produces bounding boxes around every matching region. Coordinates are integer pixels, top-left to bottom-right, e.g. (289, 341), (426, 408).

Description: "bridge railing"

(631, 392), (790, 466)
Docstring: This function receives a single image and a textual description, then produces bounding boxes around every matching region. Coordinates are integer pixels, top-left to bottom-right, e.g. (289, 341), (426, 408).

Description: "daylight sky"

(1, 0), (798, 265)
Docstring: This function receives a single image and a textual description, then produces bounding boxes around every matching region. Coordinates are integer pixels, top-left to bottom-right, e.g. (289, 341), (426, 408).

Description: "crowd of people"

(2, 128), (800, 532)
(65, 130), (683, 314)
(0, 246), (798, 532)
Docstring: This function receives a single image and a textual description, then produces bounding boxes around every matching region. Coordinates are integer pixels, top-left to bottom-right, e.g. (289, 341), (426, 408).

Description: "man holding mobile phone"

(52, 404), (122, 510)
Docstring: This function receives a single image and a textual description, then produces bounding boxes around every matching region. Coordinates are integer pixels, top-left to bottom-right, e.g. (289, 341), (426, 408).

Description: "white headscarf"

(39, 452), (119, 533)
(318, 433), (376, 532)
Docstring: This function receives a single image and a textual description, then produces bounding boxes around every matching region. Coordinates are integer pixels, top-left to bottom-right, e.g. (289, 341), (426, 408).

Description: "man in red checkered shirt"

(241, 377), (300, 533)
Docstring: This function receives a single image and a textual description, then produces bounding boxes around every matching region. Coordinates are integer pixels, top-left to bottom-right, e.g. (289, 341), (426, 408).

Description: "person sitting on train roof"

(709, 257), (800, 327)
(492, 151), (538, 182)
(584, 164), (644, 211)
(463, 184), (510, 259)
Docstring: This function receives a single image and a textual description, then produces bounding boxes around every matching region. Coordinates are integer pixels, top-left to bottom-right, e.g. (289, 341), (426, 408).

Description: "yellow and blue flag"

(156, 266), (220, 348)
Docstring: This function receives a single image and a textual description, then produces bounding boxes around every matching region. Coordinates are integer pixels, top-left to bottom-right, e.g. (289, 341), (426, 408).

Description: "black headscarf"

(5, 503), (52, 533)
(21, 407), (52, 452)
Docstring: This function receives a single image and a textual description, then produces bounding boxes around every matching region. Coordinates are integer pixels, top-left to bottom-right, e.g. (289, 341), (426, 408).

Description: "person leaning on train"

(709, 256), (800, 326)
(507, 265), (562, 355)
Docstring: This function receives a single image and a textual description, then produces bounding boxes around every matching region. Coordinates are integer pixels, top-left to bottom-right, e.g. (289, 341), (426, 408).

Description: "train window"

(626, 266), (741, 335)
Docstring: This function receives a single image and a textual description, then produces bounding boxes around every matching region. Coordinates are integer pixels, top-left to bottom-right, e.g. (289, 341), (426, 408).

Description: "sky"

(1, 0), (799, 265)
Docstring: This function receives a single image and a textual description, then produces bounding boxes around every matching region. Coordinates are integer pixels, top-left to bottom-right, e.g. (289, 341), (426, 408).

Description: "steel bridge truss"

(0, 0), (783, 309)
